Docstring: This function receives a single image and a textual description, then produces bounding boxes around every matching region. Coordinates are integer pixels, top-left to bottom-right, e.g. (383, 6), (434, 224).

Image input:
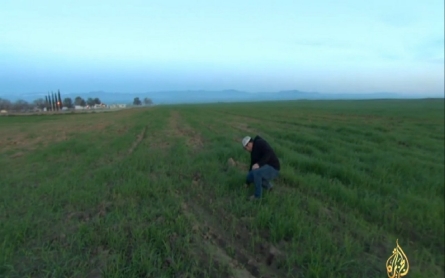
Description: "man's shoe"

(249, 195), (260, 201)
(263, 183), (273, 192)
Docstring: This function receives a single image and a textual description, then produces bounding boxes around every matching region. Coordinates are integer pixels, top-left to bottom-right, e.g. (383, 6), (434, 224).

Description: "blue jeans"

(246, 164), (279, 198)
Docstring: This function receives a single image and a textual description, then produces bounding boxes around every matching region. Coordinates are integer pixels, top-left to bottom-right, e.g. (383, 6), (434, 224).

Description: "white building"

(109, 104), (127, 109)
(94, 104), (106, 109)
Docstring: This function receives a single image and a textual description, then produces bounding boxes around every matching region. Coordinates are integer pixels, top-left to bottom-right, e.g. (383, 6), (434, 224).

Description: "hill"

(1, 89), (438, 105)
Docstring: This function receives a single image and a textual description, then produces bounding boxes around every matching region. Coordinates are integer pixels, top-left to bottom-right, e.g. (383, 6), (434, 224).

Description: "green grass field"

(1, 99), (444, 278)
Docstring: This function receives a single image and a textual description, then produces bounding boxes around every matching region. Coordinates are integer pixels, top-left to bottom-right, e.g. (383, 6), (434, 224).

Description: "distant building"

(109, 104), (127, 109)
(74, 105), (85, 110)
(0, 109), (7, 114)
(94, 103), (106, 109)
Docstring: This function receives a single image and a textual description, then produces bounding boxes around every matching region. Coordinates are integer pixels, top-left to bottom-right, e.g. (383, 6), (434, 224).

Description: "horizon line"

(1, 89), (444, 95)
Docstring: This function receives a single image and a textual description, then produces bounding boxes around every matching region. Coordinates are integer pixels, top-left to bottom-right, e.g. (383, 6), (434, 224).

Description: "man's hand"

(252, 163), (259, 170)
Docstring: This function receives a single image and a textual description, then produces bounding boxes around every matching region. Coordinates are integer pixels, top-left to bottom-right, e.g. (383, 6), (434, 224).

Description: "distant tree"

(143, 97), (153, 105)
(63, 97), (73, 108)
(74, 96), (86, 106)
(93, 98), (101, 105)
(45, 95), (50, 110)
(0, 98), (12, 110)
(57, 90), (63, 109)
(33, 98), (46, 109)
(51, 91), (59, 111)
(86, 98), (95, 107)
(12, 99), (30, 112)
(50, 92), (56, 111)
(133, 97), (142, 105)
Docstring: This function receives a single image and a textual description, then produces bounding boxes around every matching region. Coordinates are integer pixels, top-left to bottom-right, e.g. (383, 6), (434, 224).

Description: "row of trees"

(72, 96), (102, 107)
(0, 98), (31, 112)
(0, 96), (103, 112)
(0, 95), (154, 112)
(45, 91), (63, 111)
(133, 97), (153, 106)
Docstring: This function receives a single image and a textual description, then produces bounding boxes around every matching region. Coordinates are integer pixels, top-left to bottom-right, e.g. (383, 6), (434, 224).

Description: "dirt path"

(181, 201), (256, 278)
(167, 111), (204, 149)
(127, 126), (147, 154)
(177, 167), (294, 278)
(183, 192), (294, 278)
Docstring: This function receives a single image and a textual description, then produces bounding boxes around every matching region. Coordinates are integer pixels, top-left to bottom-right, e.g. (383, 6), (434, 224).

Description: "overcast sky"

(0, 0), (443, 96)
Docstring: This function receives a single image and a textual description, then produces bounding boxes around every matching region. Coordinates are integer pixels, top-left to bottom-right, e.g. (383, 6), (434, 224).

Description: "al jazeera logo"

(386, 239), (409, 278)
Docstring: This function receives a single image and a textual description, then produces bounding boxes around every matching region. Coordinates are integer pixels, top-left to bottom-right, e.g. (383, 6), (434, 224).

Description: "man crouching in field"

(242, 135), (280, 200)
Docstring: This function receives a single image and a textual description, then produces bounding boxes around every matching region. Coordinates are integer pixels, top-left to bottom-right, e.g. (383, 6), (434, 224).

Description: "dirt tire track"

(182, 192), (294, 278)
(181, 200), (262, 278)
(174, 189), (252, 277)
(188, 241), (236, 278)
(168, 111), (204, 149)
(128, 125), (147, 154)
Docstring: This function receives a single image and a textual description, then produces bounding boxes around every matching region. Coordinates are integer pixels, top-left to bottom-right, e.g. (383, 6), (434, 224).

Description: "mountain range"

(0, 90), (442, 105)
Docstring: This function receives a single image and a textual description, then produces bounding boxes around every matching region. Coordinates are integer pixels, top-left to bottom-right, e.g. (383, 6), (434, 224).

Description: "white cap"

(242, 136), (251, 147)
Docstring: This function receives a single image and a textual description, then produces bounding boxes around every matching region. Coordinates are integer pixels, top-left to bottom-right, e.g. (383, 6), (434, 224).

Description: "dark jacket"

(250, 135), (280, 171)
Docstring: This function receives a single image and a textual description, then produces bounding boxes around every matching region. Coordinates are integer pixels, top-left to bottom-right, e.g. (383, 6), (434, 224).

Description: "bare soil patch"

(87, 246), (111, 278)
(0, 109), (138, 155)
(65, 201), (113, 224)
(231, 122), (256, 133)
(227, 157), (249, 172)
(9, 151), (25, 159)
(1, 131), (68, 155)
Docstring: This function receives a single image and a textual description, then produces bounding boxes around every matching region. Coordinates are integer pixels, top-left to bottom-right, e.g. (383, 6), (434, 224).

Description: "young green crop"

(0, 99), (443, 278)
